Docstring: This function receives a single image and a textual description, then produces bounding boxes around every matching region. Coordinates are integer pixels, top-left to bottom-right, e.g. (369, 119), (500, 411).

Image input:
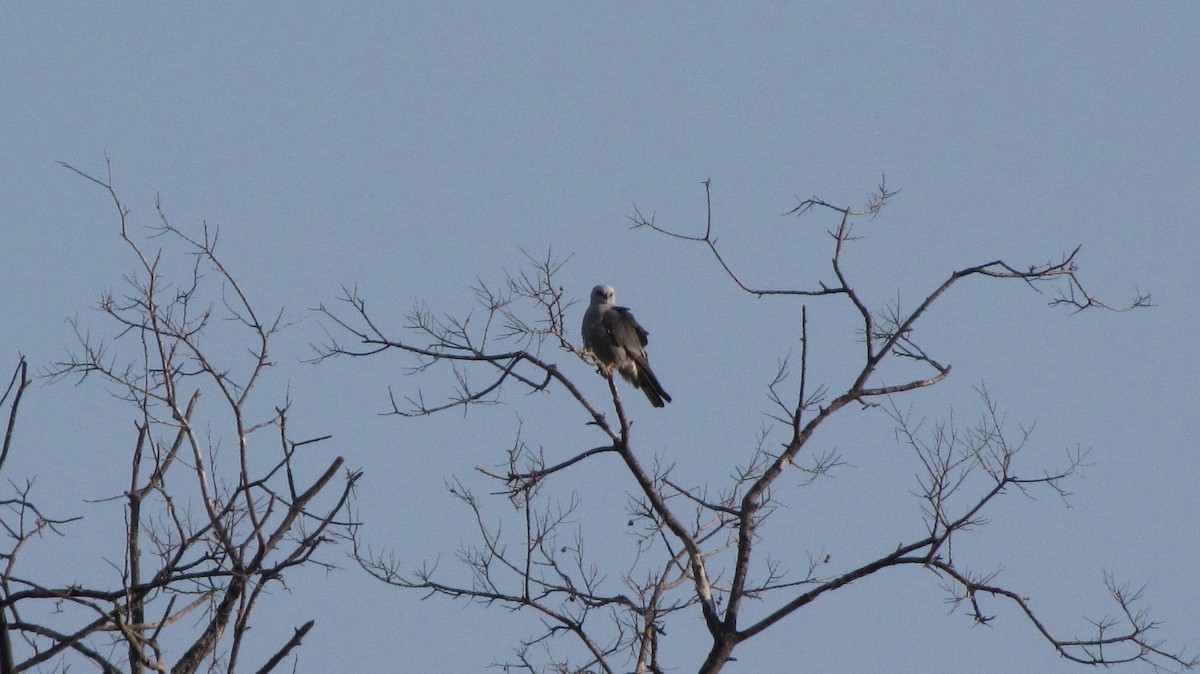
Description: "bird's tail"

(638, 365), (671, 408)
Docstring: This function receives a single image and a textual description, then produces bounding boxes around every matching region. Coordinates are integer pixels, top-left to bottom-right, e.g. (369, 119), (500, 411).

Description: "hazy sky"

(3, 4), (1198, 672)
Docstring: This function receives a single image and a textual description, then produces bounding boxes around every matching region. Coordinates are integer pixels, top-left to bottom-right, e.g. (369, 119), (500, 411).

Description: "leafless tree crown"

(316, 180), (1187, 673)
(7, 165), (1188, 673)
(0, 160), (360, 673)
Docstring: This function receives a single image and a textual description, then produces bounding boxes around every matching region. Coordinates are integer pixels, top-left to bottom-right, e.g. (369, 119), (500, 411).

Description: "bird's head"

(590, 285), (616, 306)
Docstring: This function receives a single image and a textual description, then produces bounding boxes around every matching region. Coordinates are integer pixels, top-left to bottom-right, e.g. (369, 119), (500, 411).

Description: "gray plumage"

(581, 285), (671, 408)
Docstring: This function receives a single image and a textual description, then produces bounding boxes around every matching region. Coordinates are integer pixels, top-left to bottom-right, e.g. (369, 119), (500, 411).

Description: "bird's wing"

(603, 306), (649, 354)
(581, 303), (605, 352)
(604, 307), (670, 407)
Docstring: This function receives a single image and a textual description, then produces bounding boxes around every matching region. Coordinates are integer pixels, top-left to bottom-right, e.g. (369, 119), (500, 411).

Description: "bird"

(581, 284), (672, 408)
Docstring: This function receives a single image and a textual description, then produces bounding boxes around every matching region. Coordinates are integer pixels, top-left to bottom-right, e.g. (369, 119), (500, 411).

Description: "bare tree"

(318, 180), (1192, 674)
(0, 161), (360, 673)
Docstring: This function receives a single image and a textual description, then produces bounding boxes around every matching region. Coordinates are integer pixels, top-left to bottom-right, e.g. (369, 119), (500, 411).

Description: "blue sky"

(3, 4), (1198, 672)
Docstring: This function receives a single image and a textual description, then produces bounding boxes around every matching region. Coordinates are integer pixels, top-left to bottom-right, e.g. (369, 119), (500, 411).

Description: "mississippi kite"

(581, 284), (672, 408)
